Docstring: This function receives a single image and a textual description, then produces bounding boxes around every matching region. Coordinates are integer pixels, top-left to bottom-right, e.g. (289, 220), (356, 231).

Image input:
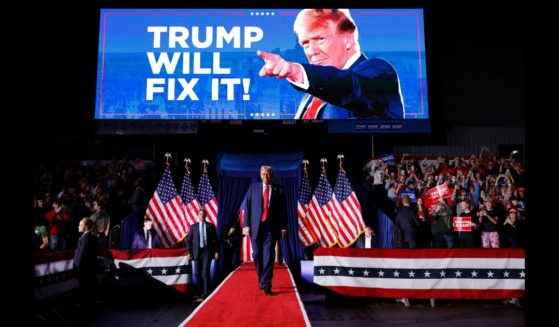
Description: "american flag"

(298, 171), (319, 247)
(307, 172), (337, 247)
(146, 168), (188, 248)
(330, 170), (365, 248)
(180, 170), (201, 231)
(197, 171), (218, 227)
(314, 248), (525, 299)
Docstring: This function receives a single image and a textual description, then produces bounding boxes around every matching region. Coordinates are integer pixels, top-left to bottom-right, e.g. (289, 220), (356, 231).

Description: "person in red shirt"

(45, 199), (71, 250)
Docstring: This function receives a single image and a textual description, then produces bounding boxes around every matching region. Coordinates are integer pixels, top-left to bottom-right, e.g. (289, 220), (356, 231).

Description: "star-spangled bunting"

(314, 267), (525, 280)
(313, 248), (525, 299)
(110, 248), (191, 293)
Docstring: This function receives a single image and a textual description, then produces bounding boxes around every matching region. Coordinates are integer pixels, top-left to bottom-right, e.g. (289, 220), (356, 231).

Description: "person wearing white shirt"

(186, 209), (219, 300)
(131, 217), (159, 249)
(355, 225), (376, 249)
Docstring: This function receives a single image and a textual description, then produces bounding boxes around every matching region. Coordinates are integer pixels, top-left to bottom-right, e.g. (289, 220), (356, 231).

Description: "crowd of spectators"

(363, 146), (526, 249)
(33, 157), (157, 252)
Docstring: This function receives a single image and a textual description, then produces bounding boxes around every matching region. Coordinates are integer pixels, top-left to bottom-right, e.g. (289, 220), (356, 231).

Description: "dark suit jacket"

(73, 231), (98, 276)
(396, 206), (421, 242)
(244, 182), (287, 239)
(186, 222), (218, 260)
(131, 229), (160, 250)
(294, 54), (404, 119)
(355, 234), (377, 249)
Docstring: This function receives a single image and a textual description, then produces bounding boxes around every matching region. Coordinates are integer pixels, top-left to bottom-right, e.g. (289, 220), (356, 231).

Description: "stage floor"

(32, 289), (524, 326)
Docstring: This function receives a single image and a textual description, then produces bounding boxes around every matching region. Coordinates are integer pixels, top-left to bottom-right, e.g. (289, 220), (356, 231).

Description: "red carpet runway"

(179, 262), (310, 326)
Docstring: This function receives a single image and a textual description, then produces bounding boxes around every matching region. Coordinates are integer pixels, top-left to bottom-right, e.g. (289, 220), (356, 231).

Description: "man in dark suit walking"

(243, 166), (287, 295)
(74, 217), (98, 305)
(186, 209), (218, 300)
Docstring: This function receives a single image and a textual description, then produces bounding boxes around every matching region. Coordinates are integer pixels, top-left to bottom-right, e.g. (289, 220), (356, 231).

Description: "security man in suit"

(186, 209), (219, 300)
(74, 217), (98, 305)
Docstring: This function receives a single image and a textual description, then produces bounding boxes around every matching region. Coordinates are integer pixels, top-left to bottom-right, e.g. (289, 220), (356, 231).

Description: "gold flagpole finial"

(164, 153), (172, 168)
(337, 154), (346, 173)
(320, 158), (328, 173)
(302, 159), (309, 175)
(201, 159), (209, 173)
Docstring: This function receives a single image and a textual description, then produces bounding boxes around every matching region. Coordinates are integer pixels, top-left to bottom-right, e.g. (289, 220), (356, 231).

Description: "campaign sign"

(425, 184), (452, 209)
(380, 153), (396, 165)
(453, 216), (471, 232)
(399, 190), (417, 203)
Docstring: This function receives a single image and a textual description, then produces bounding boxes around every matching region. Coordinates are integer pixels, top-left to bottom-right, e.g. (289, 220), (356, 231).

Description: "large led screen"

(95, 8), (429, 130)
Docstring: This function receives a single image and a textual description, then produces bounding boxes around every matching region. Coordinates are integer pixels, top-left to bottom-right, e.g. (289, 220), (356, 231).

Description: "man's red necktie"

(261, 184), (269, 222)
(302, 97), (323, 120)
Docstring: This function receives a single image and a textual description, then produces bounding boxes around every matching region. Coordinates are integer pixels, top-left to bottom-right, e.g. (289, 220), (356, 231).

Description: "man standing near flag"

(243, 166), (287, 296)
(355, 225), (376, 249)
(74, 217), (98, 306)
(186, 209), (218, 300)
(131, 217), (160, 250)
(396, 195), (421, 248)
